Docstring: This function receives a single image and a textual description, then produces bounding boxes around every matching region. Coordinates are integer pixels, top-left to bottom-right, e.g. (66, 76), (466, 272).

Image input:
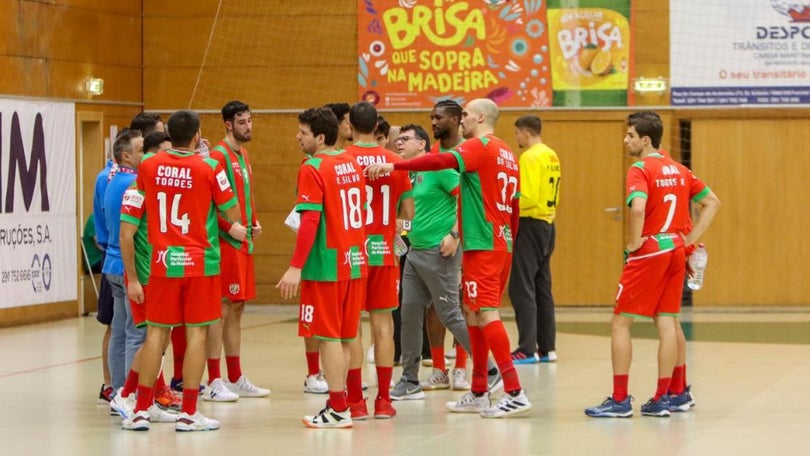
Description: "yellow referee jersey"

(518, 142), (561, 223)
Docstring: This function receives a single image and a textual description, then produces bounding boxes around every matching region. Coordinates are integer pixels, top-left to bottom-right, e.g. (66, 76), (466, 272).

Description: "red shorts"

(615, 248), (686, 318)
(461, 250), (511, 312)
(299, 278), (366, 341)
(145, 275), (222, 327)
(219, 242), (256, 302)
(365, 266), (399, 312)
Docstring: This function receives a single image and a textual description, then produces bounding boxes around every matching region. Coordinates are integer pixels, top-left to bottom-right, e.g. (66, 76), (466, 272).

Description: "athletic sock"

(376, 366), (393, 401)
(613, 375), (629, 402)
(207, 358), (221, 384)
(669, 365), (685, 394)
(182, 388), (198, 415)
(467, 325), (490, 394)
(122, 369), (139, 397)
(329, 391), (348, 412)
(654, 377), (672, 401)
(346, 368), (363, 404)
(481, 320), (521, 394)
(305, 351), (320, 377)
(454, 344), (468, 369)
(430, 347), (446, 371)
(226, 356), (242, 383)
(135, 385), (154, 413)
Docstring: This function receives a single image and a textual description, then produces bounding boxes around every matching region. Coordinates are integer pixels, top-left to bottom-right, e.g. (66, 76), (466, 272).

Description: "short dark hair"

(221, 100), (250, 123)
(113, 129), (142, 163)
(400, 123), (430, 151)
(349, 101), (378, 134)
(299, 107), (339, 146)
(324, 102), (351, 123)
(167, 110), (200, 148)
(515, 115), (542, 135)
(375, 116), (391, 138)
(143, 131), (171, 153)
(434, 99), (463, 123)
(628, 111), (663, 149)
(129, 112), (162, 135)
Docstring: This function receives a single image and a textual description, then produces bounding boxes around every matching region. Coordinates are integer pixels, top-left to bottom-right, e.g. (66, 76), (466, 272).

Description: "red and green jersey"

(451, 135), (520, 253)
(125, 149), (237, 278)
(625, 152), (710, 251)
(120, 189), (152, 285)
(211, 140), (257, 253)
(344, 143), (413, 266)
(295, 150), (368, 281)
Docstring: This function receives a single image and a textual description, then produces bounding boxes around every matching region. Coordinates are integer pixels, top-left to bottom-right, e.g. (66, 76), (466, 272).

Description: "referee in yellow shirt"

(508, 115), (561, 364)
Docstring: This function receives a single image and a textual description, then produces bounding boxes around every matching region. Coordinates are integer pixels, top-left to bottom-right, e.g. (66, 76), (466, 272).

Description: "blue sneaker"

(585, 396), (633, 418)
(640, 396), (671, 417)
(668, 385), (696, 412)
(511, 350), (540, 365)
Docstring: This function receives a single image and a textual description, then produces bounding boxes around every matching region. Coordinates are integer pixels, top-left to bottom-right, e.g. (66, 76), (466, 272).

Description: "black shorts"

(95, 274), (114, 325)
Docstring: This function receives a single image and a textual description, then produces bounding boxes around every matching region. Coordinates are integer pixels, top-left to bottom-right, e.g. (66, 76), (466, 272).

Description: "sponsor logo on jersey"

(122, 189), (144, 209)
(216, 170), (231, 191)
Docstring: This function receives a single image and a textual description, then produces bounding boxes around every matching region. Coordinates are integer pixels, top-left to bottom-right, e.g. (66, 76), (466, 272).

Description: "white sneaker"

(110, 388), (135, 419)
(481, 390), (532, 418)
(175, 411), (220, 432)
(302, 404), (353, 429)
(420, 368), (450, 390)
(148, 404), (177, 422)
(304, 372), (329, 394)
(121, 410), (151, 431)
(366, 345), (375, 364)
(451, 368), (471, 391)
(226, 375), (270, 397)
(446, 391), (490, 413)
(203, 378), (239, 402)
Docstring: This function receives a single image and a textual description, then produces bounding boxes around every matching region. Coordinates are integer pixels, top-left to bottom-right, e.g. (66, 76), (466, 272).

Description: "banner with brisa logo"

(357, 0), (554, 108)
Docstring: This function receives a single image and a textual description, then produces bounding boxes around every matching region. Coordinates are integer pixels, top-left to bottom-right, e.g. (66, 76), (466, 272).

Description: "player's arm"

(222, 204), (247, 242)
(684, 190), (720, 247)
(276, 210), (321, 300)
(120, 221), (144, 305)
(626, 196), (647, 253)
(439, 211), (460, 258)
(366, 153), (459, 180)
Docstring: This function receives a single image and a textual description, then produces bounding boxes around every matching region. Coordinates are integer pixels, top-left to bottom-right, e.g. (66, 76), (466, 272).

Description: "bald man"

(366, 98), (531, 419)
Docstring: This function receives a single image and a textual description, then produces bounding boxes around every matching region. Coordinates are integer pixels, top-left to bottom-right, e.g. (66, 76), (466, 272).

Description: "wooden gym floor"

(1, 305), (809, 456)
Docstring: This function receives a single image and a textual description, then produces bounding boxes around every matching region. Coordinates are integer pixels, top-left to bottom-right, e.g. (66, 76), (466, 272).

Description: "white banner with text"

(0, 98), (76, 308)
(671, 0), (810, 106)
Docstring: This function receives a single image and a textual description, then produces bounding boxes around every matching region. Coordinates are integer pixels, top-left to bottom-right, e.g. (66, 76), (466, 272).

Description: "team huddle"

(94, 97), (719, 432)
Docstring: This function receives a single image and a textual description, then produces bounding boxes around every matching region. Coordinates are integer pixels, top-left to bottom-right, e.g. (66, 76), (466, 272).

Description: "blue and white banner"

(0, 98), (76, 308)
(671, 1), (810, 106)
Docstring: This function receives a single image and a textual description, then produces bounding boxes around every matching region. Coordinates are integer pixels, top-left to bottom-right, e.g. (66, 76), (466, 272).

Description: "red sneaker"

(154, 385), (182, 412)
(348, 398), (369, 420)
(97, 384), (114, 404)
(374, 398), (397, 419)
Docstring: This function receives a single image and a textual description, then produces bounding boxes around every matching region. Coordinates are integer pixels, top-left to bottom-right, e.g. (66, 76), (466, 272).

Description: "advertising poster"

(0, 99), (76, 308)
(671, 0), (810, 105)
(547, 0), (631, 106)
(357, 0), (554, 108)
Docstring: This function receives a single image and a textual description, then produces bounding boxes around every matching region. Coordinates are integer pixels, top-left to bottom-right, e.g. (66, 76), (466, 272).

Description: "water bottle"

(198, 139), (210, 158)
(394, 234), (409, 257)
(687, 243), (708, 290)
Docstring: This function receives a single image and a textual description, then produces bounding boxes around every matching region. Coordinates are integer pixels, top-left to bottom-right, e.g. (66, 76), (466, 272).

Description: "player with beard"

(203, 101), (269, 402)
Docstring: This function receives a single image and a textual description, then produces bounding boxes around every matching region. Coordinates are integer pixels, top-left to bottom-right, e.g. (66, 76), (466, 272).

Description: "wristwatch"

(449, 230), (459, 239)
